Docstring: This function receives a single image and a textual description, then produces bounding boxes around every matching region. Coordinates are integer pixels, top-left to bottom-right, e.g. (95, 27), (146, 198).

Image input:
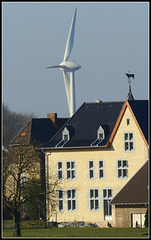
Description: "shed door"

(132, 214), (145, 228)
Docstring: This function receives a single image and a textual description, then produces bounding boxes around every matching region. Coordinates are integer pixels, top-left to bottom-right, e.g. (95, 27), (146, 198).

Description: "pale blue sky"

(2, 2), (149, 117)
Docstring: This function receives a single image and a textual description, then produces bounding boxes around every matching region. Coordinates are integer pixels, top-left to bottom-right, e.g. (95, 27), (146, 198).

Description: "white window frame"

(103, 188), (112, 220)
(58, 189), (64, 212)
(89, 188), (99, 211)
(98, 160), (104, 179)
(67, 189), (77, 211)
(66, 161), (76, 180)
(124, 132), (134, 152)
(88, 160), (94, 179)
(57, 161), (63, 180)
(117, 160), (128, 178)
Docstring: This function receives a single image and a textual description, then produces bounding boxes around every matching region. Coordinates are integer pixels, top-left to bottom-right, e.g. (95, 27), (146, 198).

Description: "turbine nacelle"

(59, 61), (81, 72)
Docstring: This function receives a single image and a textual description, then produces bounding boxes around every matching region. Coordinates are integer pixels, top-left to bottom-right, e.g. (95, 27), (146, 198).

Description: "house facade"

(42, 99), (149, 227)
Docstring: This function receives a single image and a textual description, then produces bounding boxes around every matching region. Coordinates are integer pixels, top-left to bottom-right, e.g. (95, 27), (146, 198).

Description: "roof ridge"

(85, 101), (124, 104)
(85, 100), (148, 105)
(31, 117), (69, 120)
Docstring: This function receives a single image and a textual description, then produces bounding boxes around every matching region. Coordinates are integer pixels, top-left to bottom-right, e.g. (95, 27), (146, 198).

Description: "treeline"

(3, 103), (37, 149)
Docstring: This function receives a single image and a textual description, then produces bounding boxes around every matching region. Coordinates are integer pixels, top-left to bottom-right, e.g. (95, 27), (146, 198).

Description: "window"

(103, 189), (112, 219)
(67, 189), (77, 211)
(20, 177), (26, 188)
(98, 160), (104, 179)
(91, 126), (105, 146)
(127, 118), (130, 125)
(58, 190), (63, 211)
(63, 134), (68, 141)
(56, 127), (70, 147)
(98, 133), (103, 141)
(66, 161), (76, 180)
(89, 160), (94, 179)
(117, 160), (128, 178)
(89, 189), (99, 211)
(58, 161), (63, 180)
(18, 153), (24, 163)
(124, 132), (134, 151)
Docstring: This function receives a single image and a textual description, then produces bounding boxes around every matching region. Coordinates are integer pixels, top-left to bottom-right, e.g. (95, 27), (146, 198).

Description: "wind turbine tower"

(46, 7), (81, 117)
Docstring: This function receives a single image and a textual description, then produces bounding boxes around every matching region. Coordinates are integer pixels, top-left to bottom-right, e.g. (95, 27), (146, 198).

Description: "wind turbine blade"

(62, 71), (71, 115)
(70, 71), (76, 116)
(46, 65), (61, 69)
(63, 7), (77, 61)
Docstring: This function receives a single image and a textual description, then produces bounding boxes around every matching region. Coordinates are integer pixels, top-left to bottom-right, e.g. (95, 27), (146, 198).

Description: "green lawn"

(3, 226), (149, 238)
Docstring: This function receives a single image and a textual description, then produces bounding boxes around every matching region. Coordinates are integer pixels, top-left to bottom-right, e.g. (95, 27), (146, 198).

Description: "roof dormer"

(62, 127), (70, 141)
(97, 125), (105, 140)
(91, 125), (105, 146)
(56, 127), (70, 147)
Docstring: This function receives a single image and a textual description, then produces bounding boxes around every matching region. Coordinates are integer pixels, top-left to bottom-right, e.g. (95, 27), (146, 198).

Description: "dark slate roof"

(44, 100), (149, 148)
(11, 119), (32, 145)
(128, 100), (149, 143)
(111, 160), (149, 205)
(11, 118), (68, 146)
(44, 101), (125, 147)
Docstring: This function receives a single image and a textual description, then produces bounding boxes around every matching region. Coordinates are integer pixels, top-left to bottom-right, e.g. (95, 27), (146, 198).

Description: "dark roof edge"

(41, 144), (109, 151)
(111, 202), (148, 206)
(110, 160), (149, 205)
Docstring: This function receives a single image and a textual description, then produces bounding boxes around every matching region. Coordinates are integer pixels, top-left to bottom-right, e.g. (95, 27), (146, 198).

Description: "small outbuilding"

(111, 161), (149, 228)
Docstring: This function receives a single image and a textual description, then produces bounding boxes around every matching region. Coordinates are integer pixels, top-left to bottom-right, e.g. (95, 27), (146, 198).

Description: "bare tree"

(3, 145), (40, 236)
(3, 146), (62, 236)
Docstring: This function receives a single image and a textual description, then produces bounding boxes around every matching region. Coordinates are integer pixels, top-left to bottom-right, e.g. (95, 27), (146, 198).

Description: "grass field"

(2, 220), (149, 238)
(3, 227), (149, 238)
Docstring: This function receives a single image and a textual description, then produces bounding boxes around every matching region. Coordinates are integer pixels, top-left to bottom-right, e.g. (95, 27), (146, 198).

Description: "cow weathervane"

(126, 70), (135, 88)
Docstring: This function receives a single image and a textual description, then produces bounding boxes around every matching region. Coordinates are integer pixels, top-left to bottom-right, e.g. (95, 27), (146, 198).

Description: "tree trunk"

(13, 210), (21, 237)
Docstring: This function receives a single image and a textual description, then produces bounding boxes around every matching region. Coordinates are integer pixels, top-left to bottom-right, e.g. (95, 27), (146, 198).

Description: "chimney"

(47, 113), (57, 123)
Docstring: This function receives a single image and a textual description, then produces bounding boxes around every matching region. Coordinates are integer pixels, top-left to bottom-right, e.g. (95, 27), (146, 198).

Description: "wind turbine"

(46, 7), (81, 117)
